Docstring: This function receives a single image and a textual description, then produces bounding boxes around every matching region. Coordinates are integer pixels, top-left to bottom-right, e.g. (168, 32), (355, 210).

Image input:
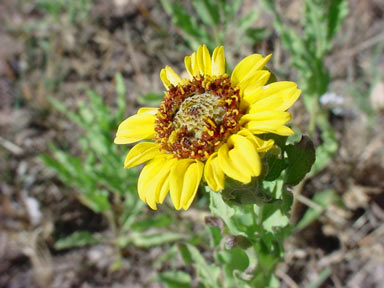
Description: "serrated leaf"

(284, 135), (315, 185)
(55, 231), (103, 250)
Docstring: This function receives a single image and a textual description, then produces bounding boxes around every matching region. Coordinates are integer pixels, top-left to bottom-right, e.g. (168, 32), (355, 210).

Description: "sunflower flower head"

(114, 45), (301, 210)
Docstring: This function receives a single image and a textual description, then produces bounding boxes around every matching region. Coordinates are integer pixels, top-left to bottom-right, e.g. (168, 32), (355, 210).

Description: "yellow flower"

(115, 45), (301, 210)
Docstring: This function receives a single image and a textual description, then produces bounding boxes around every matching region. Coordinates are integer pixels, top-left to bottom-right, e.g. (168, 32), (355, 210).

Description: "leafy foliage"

(55, 231), (104, 250)
(161, 0), (268, 51)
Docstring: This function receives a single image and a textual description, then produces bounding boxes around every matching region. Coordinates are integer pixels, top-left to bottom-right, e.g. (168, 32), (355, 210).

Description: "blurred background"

(0, 0), (383, 287)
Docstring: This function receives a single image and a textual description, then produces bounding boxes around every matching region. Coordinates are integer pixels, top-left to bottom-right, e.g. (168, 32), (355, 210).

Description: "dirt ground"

(1, 0), (384, 287)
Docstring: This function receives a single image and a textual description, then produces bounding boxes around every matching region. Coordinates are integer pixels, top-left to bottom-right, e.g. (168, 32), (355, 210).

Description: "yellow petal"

(218, 143), (251, 183)
(184, 55), (193, 79)
(137, 156), (176, 209)
(240, 111), (291, 124)
(211, 46), (225, 76)
(160, 66), (182, 89)
(239, 70), (270, 94)
(227, 134), (261, 177)
(124, 142), (163, 168)
(185, 52), (200, 78)
(240, 111), (293, 136)
(180, 161), (204, 210)
(204, 152), (225, 191)
(197, 45), (211, 76)
(137, 107), (158, 115)
(245, 82), (301, 112)
(137, 157), (161, 207)
(114, 111), (156, 144)
(237, 129), (275, 152)
(158, 177), (170, 204)
(153, 157), (177, 204)
(160, 68), (170, 89)
(231, 54), (272, 86)
(191, 52), (199, 76)
(170, 159), (203, 210)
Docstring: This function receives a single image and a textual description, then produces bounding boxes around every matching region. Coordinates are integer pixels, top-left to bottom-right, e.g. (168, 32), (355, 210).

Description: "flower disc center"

(155, 75), (242, 160)
(174, 92), (225, 138)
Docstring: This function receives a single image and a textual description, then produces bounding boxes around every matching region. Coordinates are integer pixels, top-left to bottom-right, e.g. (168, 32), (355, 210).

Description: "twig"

(296, 194), (348, 226)
(296, 194), (323, 211)
(0, 136), (23, 155)
(276, 268), (299, 288)
(289, 180), (306, 223)
(332, 32), (384, 60)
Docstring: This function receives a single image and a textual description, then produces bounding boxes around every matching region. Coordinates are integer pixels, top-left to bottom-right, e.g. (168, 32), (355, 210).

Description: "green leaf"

(178, 243), (193, 265)
(262, 206), (289, 233)
(192, 0), (220, 26)
(82, 191), (111, 213)
(160, 0), (173, 15)
(206, 225), (222, 247)
(115, 73), (126, 119)
(218, 248), (249, 275)
(263, 148), (287, 181)
(178, 243), (220, 287)
(259, 133), (287, 150)
(237, 10), (259, 30)
(158, 271), (192, 288)
(284, 135), (316, 185)
(223, 0), (243, 20)
(327, 0), (348, 41)
(209, 188), (241, 235)
(310, 115), (338, 175)
(55, 231), (103, 250)
(245, 27), (268, 43)
(131, 232), (186, 248)
(131, 214), (173, 232)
